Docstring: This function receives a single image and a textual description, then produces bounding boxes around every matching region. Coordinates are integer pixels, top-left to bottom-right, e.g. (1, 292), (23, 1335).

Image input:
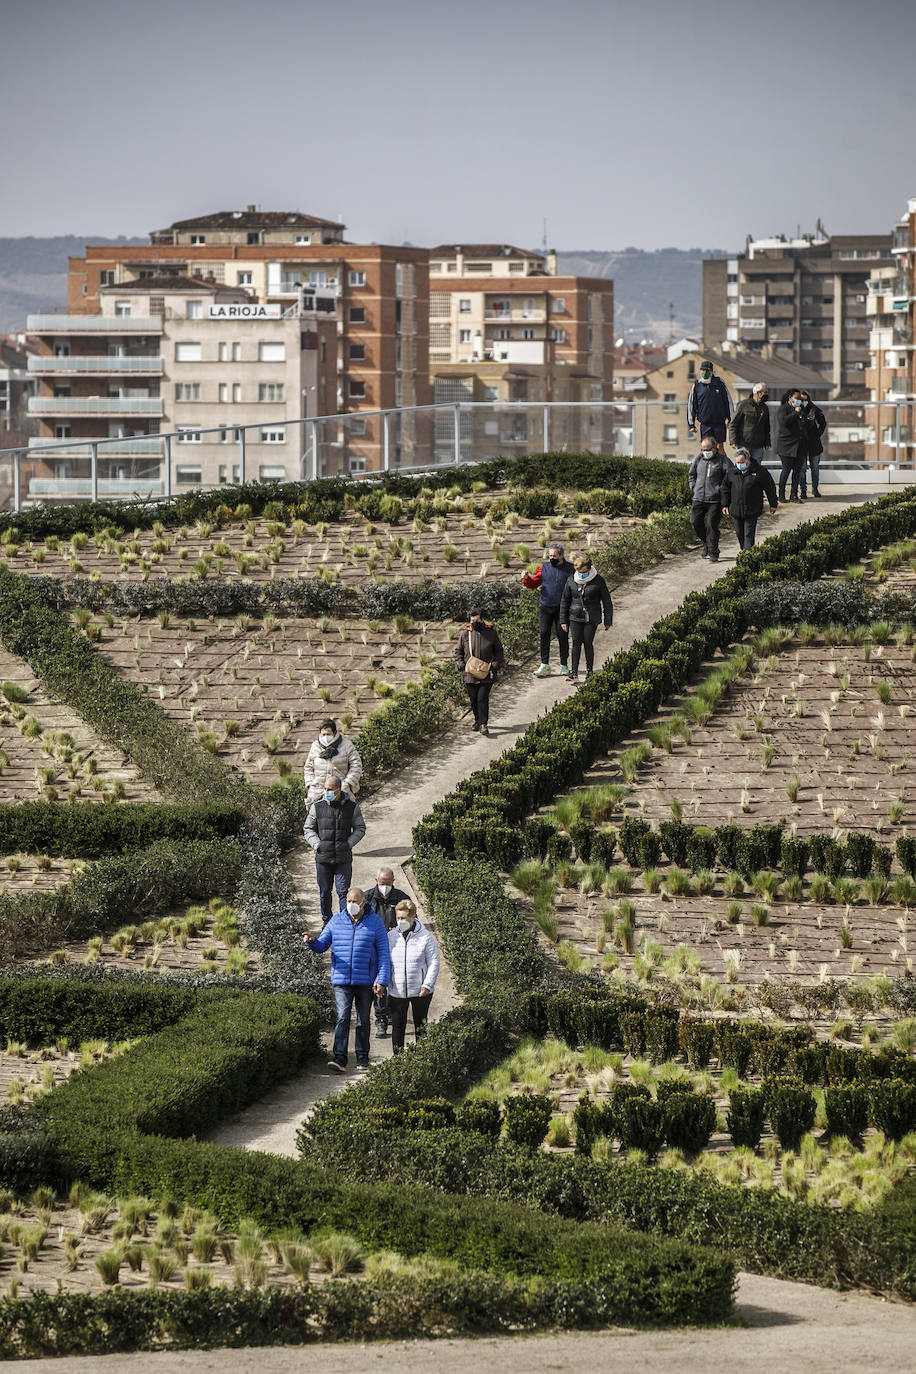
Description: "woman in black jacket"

(559, 556), (613, 684)
(454, 609), (504, 737)
(775, 389), (808, 503)
(721, 447), (779, 550)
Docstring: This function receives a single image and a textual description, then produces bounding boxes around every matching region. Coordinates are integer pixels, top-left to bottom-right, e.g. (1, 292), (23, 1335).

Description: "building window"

(465, 262), (492, 273)
(551, 328), (566, 343)
(446, 262), (457, 273)
(349, 342), (366, 360)
(260, 428), (285, 444)
(348, 270), (366, 286)
(259, 382), (285, 402)
(522, 328), (535, 339)
(176, 465), (202, 482)
(176, 427), (202, 444)
(186, 300), (203, 319)
(247, 232), (260, 245)
(99, 270), (115, 286)
(189, 234), (206, 245)
(459, 329), (472, 343)
(482, 385), (498, 402)
(349, 306), (366, 324)
(54, 424), (71, 439)
(663, 392), (677, 412)
(663, 425), (678, 442)
(174, 342), (202, 362)
(350, 417), (367, 436)
(237, 271), (253, 286)
(430, 263), (442, 273)
(349, 380), (366, 399)
(496, 329), (511, 340)
(232, 383), (242, 402)
(294, 234), (310, 245)
(258, 342), (285, 362)
(259, 465), (287, 480)
(175, 382), (201, 401)
(509, 262), (524, 274)
(232, 343), (241, 362)
(114, 301), (131, 317)
(349, 456), (367, 473)
(459, 298), (472, 313)
(218, 464), (228, 483)
(218, 383), (228, 403)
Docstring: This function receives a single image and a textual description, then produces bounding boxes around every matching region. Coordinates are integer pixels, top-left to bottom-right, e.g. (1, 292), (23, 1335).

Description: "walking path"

(208, 488), (878, 1155)
(14, 1271), (916, 1373)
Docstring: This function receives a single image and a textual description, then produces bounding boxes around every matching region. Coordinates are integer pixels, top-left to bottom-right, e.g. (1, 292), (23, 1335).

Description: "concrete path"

(11, 1271), (916, 1373)
(207, 488), (879, 1156)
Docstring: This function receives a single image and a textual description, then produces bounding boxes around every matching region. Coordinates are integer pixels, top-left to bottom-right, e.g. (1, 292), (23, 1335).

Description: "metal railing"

(26, 315), (163, 332)
(2, 396), (914, 512)
(28, 356), (164, 373)
(28, 397), (163, 415)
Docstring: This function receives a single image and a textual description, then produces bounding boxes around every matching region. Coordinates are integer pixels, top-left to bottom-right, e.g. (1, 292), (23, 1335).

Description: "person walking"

(688, 438), (727, 561)
(302, 719), (362, 805)
(559, 555), (613, 685)
(386, 900), (440, 1053)
(799, 391), (827, 497)
(363, 865), (409, 1037)
(521, 542), (575, 678)
(720, 446), (779, 551)
(455, 609), (504, 738)
(775, 390), (809, 503)
(687, 358), (733, 454)
(303, 773), (367, 924)
(304, 886), (390, 1072)
(728, 382), (771, 463)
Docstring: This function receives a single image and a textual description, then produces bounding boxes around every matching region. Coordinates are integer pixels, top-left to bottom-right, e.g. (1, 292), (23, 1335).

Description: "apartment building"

(703, 232), (893, 397)
(865, 197), (916, 467)
(26, 277), (337, 500)
(59, 208), (430, 476)
(427, 244), (614, 462)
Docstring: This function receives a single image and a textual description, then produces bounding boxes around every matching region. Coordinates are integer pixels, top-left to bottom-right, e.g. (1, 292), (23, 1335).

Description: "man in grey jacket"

(303, 774), (367, 924)
(688, 438), (728, 563)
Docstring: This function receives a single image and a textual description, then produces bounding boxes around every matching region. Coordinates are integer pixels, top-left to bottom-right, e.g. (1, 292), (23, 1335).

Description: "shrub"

(406, 1098), (456, 1131)
(824, 1083), (869, 1142)
(726, 1089), (766, 1149)
(572, 1094), (614, 1156)
(764, 1078), (816, 1152)
(869, 1079), (916, 1141)
(454, 1099), (502, 1138)
(502, 1093), (553, 1151)
(715, 1023), (753, 1077)
(644, 1007), (679, 1064)
(678, 1019), (714, 1070)
(615, 1095), (665, 1159)
(780, 836), (809, 879)
(662, 1092), (716, 1156)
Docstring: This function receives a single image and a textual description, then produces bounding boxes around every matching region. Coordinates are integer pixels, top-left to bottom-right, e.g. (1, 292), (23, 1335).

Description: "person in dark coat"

(686, 358), (733, 454)
(303, 774), (367, 924)
(454, 609), (504, 738)
(687, 438), (728, 562)
(775, 389), (808, 503)
(721, 447), (779, 551)
(559, 556), (613, 684)
(363, 864), (410, 1036)
(521, 542), (574, 677)
(799, 391), (827, 497)
(728, 383), (771, 462)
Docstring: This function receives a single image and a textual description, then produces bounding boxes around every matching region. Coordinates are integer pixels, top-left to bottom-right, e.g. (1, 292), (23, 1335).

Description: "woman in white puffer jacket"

(386, 900), (440, 1052)
(302, 718), (363, 804)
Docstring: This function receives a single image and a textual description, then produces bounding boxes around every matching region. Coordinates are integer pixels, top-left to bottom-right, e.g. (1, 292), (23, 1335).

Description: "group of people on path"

(522, 546), (613, 684)
(301, 720), (440, 1071)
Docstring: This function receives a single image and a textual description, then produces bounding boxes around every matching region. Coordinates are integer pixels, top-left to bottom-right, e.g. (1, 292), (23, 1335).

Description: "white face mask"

(320, 733), (335, 745)
(396, 918), (412, 933)
(378, 884), (392, 897)
(347, 901), (362, 918)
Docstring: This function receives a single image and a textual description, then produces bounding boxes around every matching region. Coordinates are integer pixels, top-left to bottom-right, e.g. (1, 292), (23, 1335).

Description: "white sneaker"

(534, 663), (551, 678)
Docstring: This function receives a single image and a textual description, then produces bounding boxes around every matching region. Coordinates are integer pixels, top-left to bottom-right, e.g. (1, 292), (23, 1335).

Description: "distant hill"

(0, 237), (733, 341)
(557, 247), (732, 343)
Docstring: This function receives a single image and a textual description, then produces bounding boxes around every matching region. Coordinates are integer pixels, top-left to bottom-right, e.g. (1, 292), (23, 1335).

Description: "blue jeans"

(332, 984), (373, 1066)
(778, 456), (804, 500)
(315, 859), (352, 924)
(748, 447), (767, 465)
(808, 452), (821, 493)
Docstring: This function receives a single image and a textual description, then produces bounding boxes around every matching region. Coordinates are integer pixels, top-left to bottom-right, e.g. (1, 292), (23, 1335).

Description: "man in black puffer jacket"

(687, 438), (728, 562)
(721, 447), (779, 551)
(303, 774), (367, 924)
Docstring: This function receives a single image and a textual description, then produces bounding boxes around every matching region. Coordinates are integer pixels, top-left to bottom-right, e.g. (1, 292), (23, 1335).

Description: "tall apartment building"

(26, 276), (337, 500)
(426, 244), (614, 462)
(865, 197), (916, 467)
(703, 232), (893, 397)
(43, 208), (429, 480)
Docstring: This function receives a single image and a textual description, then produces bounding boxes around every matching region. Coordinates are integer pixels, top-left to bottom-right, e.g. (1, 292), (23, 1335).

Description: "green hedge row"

(0, 799), (248, 859)
(0, 973), (197, 1044)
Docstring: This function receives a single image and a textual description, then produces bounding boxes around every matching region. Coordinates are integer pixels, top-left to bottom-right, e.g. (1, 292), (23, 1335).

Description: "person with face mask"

(304, 886), (390, 1072)
(302, 718), (363, 806)
(455, 608), (505, 737)
(798, 391), (827, 498)
(385, 899), (440, 1053)
(363, 865), (409, 1036)
(687, 439), (727, 562)
(303, 773), (367, 925)
(558, 556), (613, 684)
(775, 390), (809, 503)
(728, 382), (771, 464)
(521, 542), (575, 677)
(686, 358), (733, 455)
(720, 446), (779, 551)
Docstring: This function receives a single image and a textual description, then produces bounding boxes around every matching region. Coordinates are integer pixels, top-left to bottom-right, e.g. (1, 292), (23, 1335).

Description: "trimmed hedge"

(0, 973), (197, 1044)
(0, 799), (247, 860)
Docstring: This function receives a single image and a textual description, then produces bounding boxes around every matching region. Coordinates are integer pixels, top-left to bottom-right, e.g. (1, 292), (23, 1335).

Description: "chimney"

(246, 204), (256, 213)
(546, 250), (558, 276)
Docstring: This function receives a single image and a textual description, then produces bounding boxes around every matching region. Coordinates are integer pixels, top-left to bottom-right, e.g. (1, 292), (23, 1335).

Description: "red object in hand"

(521, 565), (543, 591)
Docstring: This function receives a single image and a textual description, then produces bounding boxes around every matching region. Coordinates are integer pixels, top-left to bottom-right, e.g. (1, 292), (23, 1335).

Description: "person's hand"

(303, 931), (317, 944)
(420, 986), (431, 997)
(688, 426), (696, 436)
(764, 445), (771, 451)
(769, 505), (778, 514)
(560, 624), (568, 633)
(722, 506), (729, 516)
(373, 982), (386, 997)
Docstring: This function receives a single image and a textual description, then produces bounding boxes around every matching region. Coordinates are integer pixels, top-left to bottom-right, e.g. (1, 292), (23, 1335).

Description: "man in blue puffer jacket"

(305, 887), (391, 1072)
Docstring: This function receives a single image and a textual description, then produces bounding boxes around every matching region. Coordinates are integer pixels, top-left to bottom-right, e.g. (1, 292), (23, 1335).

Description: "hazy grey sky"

(3, 0), (914, 250)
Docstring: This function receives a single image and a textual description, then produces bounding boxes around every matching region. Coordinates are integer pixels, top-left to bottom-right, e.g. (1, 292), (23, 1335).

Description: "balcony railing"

(28, 437), (163, 456)
(27, 315), (163, 333)
(28, 478), (165, 499)
(29, 397), (163, 416)
(484, 310), (547, 322)
(28, 355), (163, 374)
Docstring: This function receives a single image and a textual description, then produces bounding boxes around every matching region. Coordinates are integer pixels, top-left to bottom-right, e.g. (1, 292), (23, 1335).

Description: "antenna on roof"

(667, 301), (675, 345)
(542, 218), (548, 255)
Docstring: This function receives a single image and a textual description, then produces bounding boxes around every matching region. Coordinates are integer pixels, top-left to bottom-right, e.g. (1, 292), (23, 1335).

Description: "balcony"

(27, 477), (165, 500)
(29, 397), (163, 417)
(484, 309), (547, 323)
(28, 355), (163, 375)
(27, 315), (163, 333)
(29, 437), (163, 457)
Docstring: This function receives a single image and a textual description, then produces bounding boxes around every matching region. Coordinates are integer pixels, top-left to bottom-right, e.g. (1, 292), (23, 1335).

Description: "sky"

(2, 0), (915, 251)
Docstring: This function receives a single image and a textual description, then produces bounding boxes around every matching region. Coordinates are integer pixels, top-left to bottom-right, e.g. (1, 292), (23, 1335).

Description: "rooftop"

(645, 346), (830, 392)
(430, 244), (544, 260)
(99, 276), (248, 294)
(159, 209), (345, 232)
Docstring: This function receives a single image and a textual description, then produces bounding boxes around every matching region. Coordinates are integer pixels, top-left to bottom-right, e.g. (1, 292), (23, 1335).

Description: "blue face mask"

(574, 570), (589, 582)
(735, 462), (748, 472)
(324, 789), (337, 802)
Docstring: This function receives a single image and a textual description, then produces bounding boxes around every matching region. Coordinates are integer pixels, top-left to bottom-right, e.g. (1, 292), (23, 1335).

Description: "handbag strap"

(470, 628), (484, 659)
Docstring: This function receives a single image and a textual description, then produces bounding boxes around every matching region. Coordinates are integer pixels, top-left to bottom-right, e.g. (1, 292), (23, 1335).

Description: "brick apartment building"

(426, 244), (614, 462)
(865, 196), (916, 468)
(703, 232), (893, 398)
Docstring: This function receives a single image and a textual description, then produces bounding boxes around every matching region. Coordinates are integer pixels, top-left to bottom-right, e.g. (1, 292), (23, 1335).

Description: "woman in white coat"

(302, 718), (363, 804)
(386, 900), (440, 1052)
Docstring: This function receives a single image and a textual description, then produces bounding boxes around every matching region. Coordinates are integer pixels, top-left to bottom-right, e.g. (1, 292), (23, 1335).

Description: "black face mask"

(471, 619), (485, 632)
(549, 556), (561, 566)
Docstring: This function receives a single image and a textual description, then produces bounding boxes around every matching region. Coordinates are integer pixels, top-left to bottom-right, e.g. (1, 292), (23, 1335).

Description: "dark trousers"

(465, 678), (493, 726)
(731, 515), (759, 551)
(569, 620), (598, 676)
(389, 992), (433, 1052)
(538, 605), (569, 666)
(315, 859), (352, 924)
(332, 983), (373, 1066)
(690, 502), (722, 557)
(807, 453), (821, 494)
(779, 456), (804, 500)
